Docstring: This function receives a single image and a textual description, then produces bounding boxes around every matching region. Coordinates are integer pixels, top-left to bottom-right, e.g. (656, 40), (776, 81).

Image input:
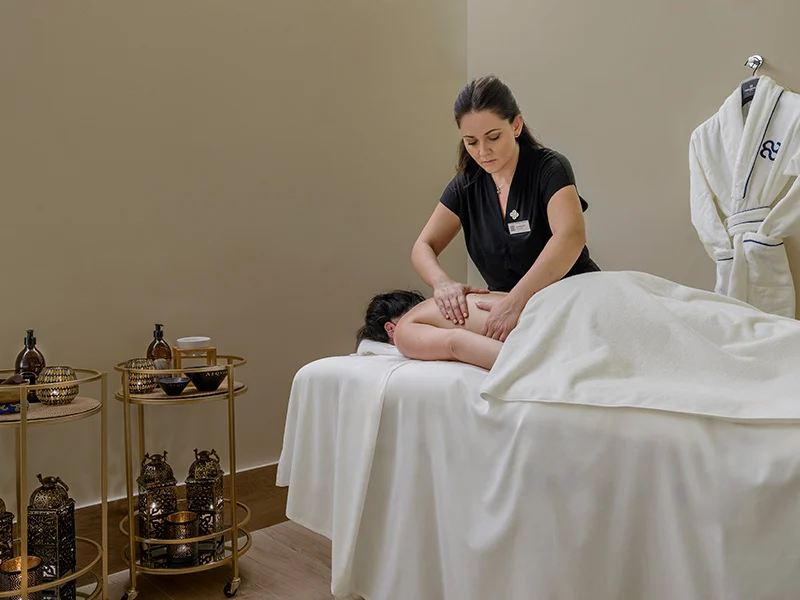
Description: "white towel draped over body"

(690, 75), (800, 318)
(481, 271), (800, 421)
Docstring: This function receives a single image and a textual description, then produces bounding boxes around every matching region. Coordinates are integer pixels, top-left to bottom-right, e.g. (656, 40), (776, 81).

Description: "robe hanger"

(741, 54), (763, 106)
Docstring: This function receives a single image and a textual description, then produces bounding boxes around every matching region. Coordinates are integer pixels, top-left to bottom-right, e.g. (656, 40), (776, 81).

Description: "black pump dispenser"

(147, 323), (172, 370)
(15, 329), (46, 402)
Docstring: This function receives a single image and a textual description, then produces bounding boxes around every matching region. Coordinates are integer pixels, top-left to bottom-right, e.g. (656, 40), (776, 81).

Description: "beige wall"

(0, 2), (466, 508)
(8, 0), (797, 514)
(467, 0), (800, 296)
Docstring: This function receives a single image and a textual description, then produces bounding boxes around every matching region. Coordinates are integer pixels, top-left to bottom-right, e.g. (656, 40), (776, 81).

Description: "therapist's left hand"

(475, 296), (524, 342)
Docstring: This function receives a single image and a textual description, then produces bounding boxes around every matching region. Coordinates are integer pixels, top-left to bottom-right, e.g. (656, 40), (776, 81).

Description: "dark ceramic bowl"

(0, 400), (25, 415)
(158, 377), (191, 397)
(184, 367), (227, 393)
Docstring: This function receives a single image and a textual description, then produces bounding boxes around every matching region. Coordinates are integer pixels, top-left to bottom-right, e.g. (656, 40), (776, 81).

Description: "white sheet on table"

(279, 354), (800, 600)
(482, 270), (800, 421)
(277, 343), (409, 596)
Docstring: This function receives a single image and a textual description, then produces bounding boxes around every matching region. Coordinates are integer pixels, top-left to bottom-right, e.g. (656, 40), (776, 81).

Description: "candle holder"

(27, 475), (76, 600)
(186, 449), (225, 564)
(124, 358), (158, 395)
(0, 556), (43, 600)
(137, 452), (178, 568)
(35, 367), (79, 406)
(0, 496), (12, 563)
(165, 511), (199, 568)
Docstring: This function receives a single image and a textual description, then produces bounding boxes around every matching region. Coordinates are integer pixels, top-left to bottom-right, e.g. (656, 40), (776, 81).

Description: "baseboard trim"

(75, 463), (288, 576)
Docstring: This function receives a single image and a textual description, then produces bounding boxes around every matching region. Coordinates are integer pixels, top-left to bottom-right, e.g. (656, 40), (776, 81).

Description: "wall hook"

(744, 54), (764, 77)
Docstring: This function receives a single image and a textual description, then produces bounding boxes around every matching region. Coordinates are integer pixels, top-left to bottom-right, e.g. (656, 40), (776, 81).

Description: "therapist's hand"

(433, 280), (489, 325)
(476, 296), (524, 342)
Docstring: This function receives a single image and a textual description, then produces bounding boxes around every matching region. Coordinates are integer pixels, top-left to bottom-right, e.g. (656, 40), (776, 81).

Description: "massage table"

(277, 271), (800, 600)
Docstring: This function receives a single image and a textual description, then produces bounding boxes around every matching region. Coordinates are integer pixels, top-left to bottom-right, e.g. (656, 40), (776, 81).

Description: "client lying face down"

(357, 290), (506, 371)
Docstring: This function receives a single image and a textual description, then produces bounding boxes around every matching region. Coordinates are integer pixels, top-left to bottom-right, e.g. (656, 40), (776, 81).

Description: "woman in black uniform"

(411, 75), (600, 342)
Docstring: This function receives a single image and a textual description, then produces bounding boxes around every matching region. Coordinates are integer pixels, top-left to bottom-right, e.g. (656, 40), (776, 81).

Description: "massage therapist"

(411, 75), (600, 342)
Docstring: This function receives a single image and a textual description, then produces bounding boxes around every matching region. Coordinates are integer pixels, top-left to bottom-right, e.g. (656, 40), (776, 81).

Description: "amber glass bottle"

(14, 329), (46, 402)
(147, 324), (172, 370)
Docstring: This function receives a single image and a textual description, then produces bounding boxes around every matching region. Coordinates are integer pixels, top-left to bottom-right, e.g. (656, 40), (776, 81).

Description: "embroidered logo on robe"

(760, 140), (782, 161)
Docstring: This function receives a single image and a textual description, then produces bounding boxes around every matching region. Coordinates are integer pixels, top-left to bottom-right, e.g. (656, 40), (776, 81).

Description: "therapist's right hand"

(434, 280), (490, 325)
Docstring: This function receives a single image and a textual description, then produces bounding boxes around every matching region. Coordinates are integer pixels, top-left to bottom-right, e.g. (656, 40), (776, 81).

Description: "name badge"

(508, 220), (531, 235)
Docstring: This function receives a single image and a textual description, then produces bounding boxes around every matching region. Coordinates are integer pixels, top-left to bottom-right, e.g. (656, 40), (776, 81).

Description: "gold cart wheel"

(224, 577), (241, 597)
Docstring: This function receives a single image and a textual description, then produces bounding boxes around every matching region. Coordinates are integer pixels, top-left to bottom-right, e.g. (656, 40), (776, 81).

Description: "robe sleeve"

(689, 133), (731, 259)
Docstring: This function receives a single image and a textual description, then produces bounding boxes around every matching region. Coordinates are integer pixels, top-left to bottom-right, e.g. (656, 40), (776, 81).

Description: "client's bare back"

(399, 291), (508, 333)
(394, 292), (508, 370)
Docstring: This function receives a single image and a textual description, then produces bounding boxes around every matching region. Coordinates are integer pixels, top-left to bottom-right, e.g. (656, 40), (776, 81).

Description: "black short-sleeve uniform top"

(439, 143), (600, 292)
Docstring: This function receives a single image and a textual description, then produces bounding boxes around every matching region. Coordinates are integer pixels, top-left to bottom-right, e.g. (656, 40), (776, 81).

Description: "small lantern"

(0, 496), (13, 563)
(27, 475), (76, 600)
(137, 452), (178, 568)
(186, 449), (225, 564)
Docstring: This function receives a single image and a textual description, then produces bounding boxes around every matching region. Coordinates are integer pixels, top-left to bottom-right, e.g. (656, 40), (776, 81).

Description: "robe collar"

(717, 75), (785, 199)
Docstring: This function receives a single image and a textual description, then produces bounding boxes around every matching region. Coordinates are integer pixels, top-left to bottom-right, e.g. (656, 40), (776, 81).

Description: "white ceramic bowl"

(176, 336), (212, 350)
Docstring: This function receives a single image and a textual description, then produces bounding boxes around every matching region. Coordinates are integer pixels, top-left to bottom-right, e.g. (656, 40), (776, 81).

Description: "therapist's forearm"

(507, 231), (585, 307)
(412, 240), (453, 288)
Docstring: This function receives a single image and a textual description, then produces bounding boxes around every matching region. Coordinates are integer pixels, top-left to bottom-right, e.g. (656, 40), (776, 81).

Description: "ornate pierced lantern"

(137, 452), (178, 568)
(27, 475), (76, 600)
(0, 496), (13, 563)
(186, 449), (225, 564)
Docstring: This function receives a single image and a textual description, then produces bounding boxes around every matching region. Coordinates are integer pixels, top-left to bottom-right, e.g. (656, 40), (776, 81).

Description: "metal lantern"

(137, 452), (178, 568)
(0, 496), (13, 563)
(186, 449), (225, 564)
(27, 475), (76, 600)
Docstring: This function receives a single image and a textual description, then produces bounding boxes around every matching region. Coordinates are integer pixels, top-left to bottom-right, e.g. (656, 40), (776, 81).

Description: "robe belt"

(725, 206), (771, 236)
(716, 206), (785, 303)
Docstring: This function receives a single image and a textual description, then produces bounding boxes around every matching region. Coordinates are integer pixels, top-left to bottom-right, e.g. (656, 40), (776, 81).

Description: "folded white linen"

(481, 270), (800, 421)
(355, 339), (403, 357)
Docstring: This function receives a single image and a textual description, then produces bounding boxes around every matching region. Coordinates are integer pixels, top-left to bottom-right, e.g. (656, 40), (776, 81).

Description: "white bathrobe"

(690, 75), (800, 318)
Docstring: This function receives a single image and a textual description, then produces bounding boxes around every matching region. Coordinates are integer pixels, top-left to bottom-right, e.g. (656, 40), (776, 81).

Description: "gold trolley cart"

(0, 368), (108, 600)
(114, 355), (250, 600)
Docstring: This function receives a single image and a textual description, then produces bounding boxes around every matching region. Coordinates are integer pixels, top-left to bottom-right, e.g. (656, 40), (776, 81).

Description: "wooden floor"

(104, 521), (337, 600)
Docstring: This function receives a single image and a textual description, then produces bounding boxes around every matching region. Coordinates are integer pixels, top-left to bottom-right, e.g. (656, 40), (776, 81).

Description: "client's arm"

(394, 293), (505, 371)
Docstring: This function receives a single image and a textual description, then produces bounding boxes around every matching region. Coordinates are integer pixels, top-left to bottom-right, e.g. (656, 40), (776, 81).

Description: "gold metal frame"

(113, 355), (248, 599)
(0, 368), (108, 600)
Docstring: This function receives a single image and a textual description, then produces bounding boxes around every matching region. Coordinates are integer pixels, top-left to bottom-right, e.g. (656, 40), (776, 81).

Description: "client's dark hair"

(356, 290), (425, 346)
